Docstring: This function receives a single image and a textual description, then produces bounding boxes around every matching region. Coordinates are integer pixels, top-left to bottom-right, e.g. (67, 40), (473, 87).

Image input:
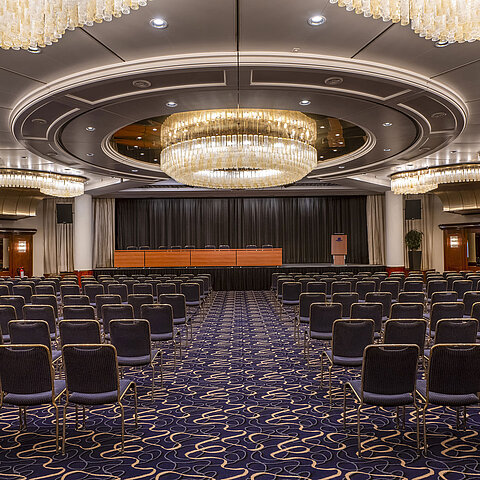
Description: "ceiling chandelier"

(0, 0), (149, 50)
(0, 169), (85, 197)
(330, 0), (480, 43)
(391, 164), (480, 194)
(160, 108), (318, 189)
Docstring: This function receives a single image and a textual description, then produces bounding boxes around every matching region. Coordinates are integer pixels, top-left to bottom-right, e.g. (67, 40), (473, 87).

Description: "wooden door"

(443, 228), (467, 271)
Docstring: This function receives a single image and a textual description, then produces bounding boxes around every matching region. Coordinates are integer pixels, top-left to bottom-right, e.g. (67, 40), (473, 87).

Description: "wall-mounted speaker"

(405, 199), (421, 220)
(56, 204), (73, 224)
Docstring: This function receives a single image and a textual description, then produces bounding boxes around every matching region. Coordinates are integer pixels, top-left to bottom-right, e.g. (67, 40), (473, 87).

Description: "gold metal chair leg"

(82, 406), (86, 429)
(343, 384), (347, 429)
(54, 405), (59, 453)
(62, 404), (68, 454)
(423, 405), (428, 454)
(119, 403), (125, 453)
(357, 405), (362, 457)
(328, 365), (333, 407)
(151, 361), (156, 401)
(415, 404), (420, 454)
(133, 384), (138, 428)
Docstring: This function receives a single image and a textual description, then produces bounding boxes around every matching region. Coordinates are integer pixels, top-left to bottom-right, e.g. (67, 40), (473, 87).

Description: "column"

(73, 194), (93, 271)
(385, 191), (404, 269)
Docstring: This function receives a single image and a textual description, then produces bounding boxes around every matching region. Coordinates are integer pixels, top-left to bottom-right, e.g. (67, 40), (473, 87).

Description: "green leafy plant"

(405, 229), (423, 251)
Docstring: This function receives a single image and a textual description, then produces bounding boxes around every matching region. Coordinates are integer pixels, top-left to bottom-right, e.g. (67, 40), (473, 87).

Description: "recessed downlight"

(332, 149), (338, 152)
(137, 136), (142, 140)
(299, 100), (311, 106)
(140, 152), (145, 156)
(131, 169), (138, 172)
(27, 46), (41, 54)
(132, 79), (151, 89)
(85, 126), (95, 132)
(382, 122), (393, 127)
(338, 166), (345, 169)
(86, 153), (94, 157)
(435, 40), (449, 48)
(150, 17), (168, 29)
(152, 128), (158, 132)
(153, 158), (158, 162)
(335, 133), (340, 137)
(166, 101), (178, 108)
(384, 148), (391, 152)
(308, 15), (326, 26)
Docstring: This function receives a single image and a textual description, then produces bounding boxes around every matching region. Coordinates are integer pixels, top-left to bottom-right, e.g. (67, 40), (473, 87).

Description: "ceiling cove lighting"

(160, 108), (318, 189)
(0, 169), (85, 197)
(330, 0), (480, 43)
(0, 0), (150, 50)
(391, 164), (480, 194)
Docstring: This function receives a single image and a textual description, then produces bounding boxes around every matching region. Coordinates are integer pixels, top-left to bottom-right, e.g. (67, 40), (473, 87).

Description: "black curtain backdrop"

(115, 196), (369, 264)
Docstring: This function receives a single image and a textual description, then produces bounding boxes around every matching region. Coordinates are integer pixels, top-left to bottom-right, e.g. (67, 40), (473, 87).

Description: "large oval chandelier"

(0, 169), (85, 197)
(160, 109), (318, 189)
(0, 0), (150, 50)
(391, 164), (480, 194)
(330, 0), (480, 43)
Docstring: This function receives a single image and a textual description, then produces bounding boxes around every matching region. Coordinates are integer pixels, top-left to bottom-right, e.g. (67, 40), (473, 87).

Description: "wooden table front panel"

(236, 249), (283, 266)
(191, 249), (237, 266)
(145, 250), (191, 267)
(114, 251), (145, 268)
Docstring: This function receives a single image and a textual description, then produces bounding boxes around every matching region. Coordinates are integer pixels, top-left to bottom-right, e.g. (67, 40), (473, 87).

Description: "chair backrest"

(126, 246), (138, 250)
(309, 303), (342, 334)
(430, 291), (457, 305)
(430, 302), (465, 332)
(139, 246), (150, 250)
(332, 319), (374, 358)
(84, 284), (104, 302)
(0, 285), (9, 296)
(403, 281), (424, 293)
(62, 305), (96, 320)
(180, 283), (200, 304)
(383, 319), (427, 354)
(0, 295), (25, 319)
(0, 305), (16, 334)
(447, 275), (464, 290)
(158, 294), (186, 320)
(110, 319), (151, 359)
(276, 278), (291, 297)
(462, 291), (480, 316)
(361, 344), (419, 397)
(0, 282), (13, 294)
(299, 293), (326, 319)
(12, 284), (33, 303)
(9, 320), (52, 350)
(282, 282), (301, 302)
(122, 279), (140, 294)
(379, 280), (400, 300)
(364, 291), (392, 318)
(204, 245), (216, 249)
(63, 295), (90, 306)
(398, 292), (425, 304)
(141, 304), (174, 335)
(63, 344), (119, 396)
(306, 281), (327, 293)
(427, 344), (480, 396)
(60, 284), (80, 299)
(127, 294), (154, 318)
(427, 280), (448, 299)
(434, 318), (478, 344)
(331, 281), (351, 295)
(355, 281), (376, 300)
(389, 302), (424, 320)
(453, 280), (473, 299)
(190, 278), (205, 297)
(133, 283), (154, 296)
(331, 293), (359, 318)
(262, 244), (273, 248)
(0, 344), (53, 396)
(219, 244), (230, 249)
(102, 304), (134, 335)
(107, 283), (128, 302)
(96, 294), (122, 318)
(23, 305), (56, 334)
(35, 284), (55, 296)
(350, 302), (383, 333)
(59, 320), (101, 345)
(156, 283), (176, 296)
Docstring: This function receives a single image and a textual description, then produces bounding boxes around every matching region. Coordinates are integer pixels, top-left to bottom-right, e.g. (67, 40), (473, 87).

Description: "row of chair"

(124, 244), (274, 250)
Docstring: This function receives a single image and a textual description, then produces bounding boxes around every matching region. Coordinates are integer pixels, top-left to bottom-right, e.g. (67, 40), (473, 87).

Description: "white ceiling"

(0, 0), (478, 196)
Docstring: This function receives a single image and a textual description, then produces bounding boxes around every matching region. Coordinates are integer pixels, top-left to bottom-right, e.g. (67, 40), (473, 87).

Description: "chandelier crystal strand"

(391, 164), (480, 194)
(0, 0), (149, 50)
(0, 169), (85, 197)
(160, 109), (318, 189)
(331, 0), (480, 43)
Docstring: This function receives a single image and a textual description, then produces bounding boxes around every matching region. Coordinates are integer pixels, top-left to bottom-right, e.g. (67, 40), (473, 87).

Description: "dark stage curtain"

(115, 196), (369, 264)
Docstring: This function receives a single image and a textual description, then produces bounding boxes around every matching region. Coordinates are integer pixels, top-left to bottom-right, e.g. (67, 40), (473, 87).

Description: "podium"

(331, 234), (347, 265)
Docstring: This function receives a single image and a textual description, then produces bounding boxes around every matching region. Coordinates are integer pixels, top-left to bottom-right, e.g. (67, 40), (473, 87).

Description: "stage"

(94, 264), (385, 291)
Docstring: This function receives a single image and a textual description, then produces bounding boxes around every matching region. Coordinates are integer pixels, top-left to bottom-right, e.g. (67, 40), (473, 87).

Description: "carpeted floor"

(0, 291), (479, 479)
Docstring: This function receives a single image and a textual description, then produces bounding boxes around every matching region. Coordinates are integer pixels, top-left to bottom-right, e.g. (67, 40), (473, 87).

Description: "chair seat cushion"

(348, 380), (414, 406)
(310, 331), (332, 340)
(416, 380), (479, 406)
(117, 353), (153, 366)
(151, 332), (173, 341)
(4, 380), (66, 406)
(299, 316), (309, 323)
(186, 301), (200, 306)
(325, 350), (363, 366)
(69, 378), (133, 405)
(283, 300), (299, 305)
(174, 317), (186, 325)
(2, 334), (10, 342)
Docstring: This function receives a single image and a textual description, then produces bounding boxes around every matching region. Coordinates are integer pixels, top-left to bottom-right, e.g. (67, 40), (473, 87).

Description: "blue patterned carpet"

(1, 291), (480, 479)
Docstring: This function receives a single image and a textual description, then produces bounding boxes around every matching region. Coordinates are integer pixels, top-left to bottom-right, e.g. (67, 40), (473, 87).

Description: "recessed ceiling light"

(384, 148), (391, 152)
(131, 169), (138, 172)
(86, 153), (94, 157)
(319, 156), (324, 159)
(335, 133), (340, 136)
(338, 166), (345, 169)
(299, 100), (311, 106)
(134, 145), (139, 148)
(166, 101), (178, 108)
(338, 141), (343, 144)
(140, 153), (145, 156)
(308, 15), (326, 26)
(137, 136), (142, 140)
(320, 125), (325, 129)
(153, 158), (158, 162)
(324, 76), (343, 86)
(27, 46), (41, 54)
(435, 40), (450, 48)
(85, 126), (95, 132)
(292, 47), (301, 53)
(332, 149), (338, 152)
(150, 17), (168, 29)
(382, 122), (393, 127)
(152, 128), (158, 132)
(132, 79), (151, 89)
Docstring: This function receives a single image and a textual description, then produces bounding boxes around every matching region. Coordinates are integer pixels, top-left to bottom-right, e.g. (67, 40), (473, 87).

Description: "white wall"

(431, 195), (480, 273)
(0, 201), (44, 276)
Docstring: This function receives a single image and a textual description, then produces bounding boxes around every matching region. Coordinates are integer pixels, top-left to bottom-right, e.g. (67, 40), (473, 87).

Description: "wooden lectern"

(331, 234), (347, 265)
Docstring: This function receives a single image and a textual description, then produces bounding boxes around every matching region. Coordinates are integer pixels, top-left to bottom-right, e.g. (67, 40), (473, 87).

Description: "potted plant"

(405, 229), (423, 271)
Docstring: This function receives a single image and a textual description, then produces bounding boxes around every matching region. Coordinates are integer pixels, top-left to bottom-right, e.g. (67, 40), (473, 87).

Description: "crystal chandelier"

(330, 0), (480, 43)
(0, 0), (149, 50)
(160, 109), (318, 189)
(391, 164), (480, 194)
(0, 169), (85, 197)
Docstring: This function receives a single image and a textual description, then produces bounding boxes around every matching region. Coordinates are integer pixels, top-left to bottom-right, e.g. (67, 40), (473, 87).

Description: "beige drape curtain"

(404, 194), (435, 270)
(366, 195), (386, 265)
(43, 198), (74, 274)
(93, 198), (115, 268)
